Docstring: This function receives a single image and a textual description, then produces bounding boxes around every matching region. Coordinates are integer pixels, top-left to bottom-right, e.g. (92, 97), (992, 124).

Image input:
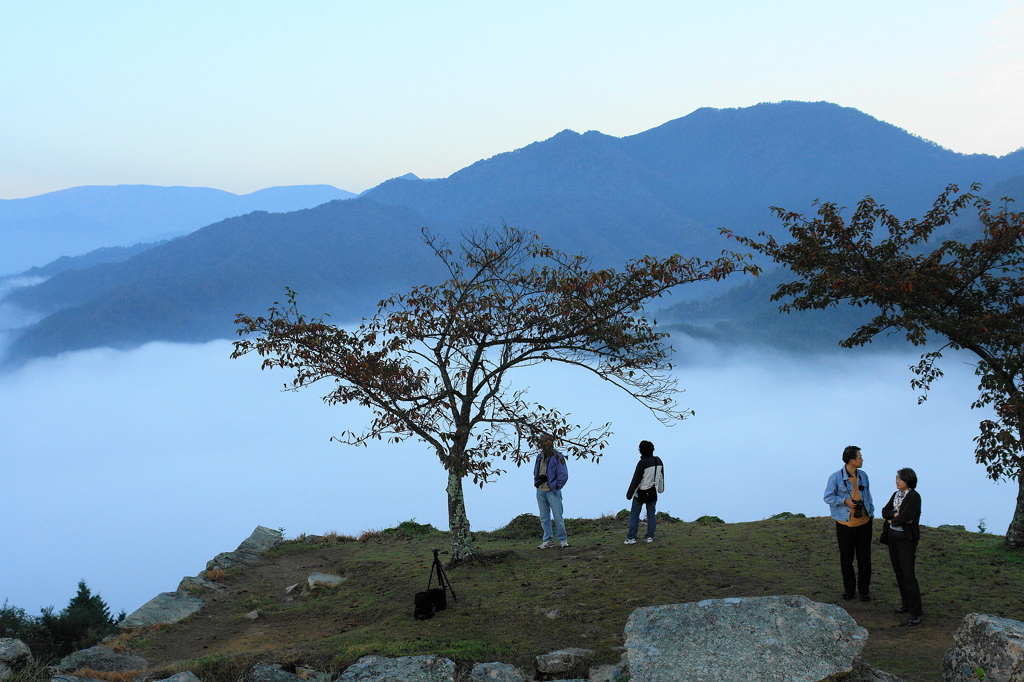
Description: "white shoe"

(624, 538), (637, 545)
(538, 541), (555, 549)
(645, 537), (654, 543)
(560, 540), (570, 547)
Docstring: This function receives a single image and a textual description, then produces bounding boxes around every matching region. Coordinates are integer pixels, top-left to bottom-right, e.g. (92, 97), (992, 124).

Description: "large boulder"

(0, 638), (32, 681)
(207, 526), (284, 571)
(943, 612), (1024, 681)
(623, 595), (868, 682)
(338, 655), (456, 682)
(118, 590), (205, 630)
(52, 646), (147, 674)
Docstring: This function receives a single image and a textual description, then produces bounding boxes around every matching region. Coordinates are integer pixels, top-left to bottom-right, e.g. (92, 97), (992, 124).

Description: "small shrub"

(358, 519), (441, 543)
(482, 514), (540, 540)
(2, 657), (53, 682)
(694, 515), (725, 525)
(322, 531), (357, 543)
(655, 511), (682, 523)
(394, 519), (438, 536)
(767, 512), (806, 520)
(205, 569), (226, 582)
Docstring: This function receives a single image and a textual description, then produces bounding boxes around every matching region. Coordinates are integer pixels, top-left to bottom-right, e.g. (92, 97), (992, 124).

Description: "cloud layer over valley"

(1, 338), (1012, 617)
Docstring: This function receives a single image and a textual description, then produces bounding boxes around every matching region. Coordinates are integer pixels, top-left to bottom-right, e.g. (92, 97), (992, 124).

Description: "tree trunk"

(446, 469), (475, 560)
(1005, 469), (1024, 550)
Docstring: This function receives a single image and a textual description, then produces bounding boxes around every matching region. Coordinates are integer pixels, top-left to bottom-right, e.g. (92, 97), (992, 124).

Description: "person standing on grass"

(824, 445), (874, 601)
(534, 434), (569, 549)
(881, 467), (923, 626)
(624, 440), (665, 545)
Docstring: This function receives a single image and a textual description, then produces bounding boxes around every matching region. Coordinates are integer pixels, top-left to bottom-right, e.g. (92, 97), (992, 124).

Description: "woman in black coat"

(881, 467), (923, 625)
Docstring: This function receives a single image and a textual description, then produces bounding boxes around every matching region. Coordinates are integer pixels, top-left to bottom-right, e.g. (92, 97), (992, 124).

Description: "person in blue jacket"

(533, 434), (569, 548)
(824, 445), (875, 601)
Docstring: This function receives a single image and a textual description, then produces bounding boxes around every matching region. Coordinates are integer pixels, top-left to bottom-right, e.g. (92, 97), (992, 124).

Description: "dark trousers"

(627, 498), (657, 540)
(887, 531), (922, 617)
(835, 519), (873, 596)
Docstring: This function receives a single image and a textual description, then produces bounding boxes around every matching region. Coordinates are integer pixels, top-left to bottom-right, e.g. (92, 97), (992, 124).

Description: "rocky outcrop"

(942, 612), (1024, 681)
(177, 576), (226, 593)
(119, 525), (282, 630)
(206, 526), (284, 572)
(338, 655), (456, 681)
(0, 638), (32, 681)
(623, 595), (868, 681)
(118, 591), (205, 630)
(52, 646), (148, 674)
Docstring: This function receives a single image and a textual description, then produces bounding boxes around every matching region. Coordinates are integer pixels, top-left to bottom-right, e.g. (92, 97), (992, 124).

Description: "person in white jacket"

(624, 440), (665, 544)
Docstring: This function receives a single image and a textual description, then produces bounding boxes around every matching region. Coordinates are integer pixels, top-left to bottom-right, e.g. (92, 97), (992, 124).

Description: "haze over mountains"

(3, 101), (1023, 366)
(0, 184), (357, 275)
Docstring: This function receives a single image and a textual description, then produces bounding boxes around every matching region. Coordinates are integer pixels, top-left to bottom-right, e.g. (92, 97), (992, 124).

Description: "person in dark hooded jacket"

(624, 440), (665, 544)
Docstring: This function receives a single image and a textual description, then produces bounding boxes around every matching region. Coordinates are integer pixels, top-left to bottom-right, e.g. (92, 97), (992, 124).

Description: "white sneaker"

(538, 541), (555, 549)
(560, 540), (570, 547)
(645, 537), (654, 543)
(624, 538), (637, 545)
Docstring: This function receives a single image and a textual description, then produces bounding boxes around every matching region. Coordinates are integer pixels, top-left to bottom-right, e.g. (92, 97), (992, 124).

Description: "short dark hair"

(639, 440), (655, 457)
(897, 467), (918, 489)
(842, 446), (862, 464)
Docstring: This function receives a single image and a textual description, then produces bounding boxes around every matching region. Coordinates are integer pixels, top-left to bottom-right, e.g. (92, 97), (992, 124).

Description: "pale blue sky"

(3, 1), (1023, 199)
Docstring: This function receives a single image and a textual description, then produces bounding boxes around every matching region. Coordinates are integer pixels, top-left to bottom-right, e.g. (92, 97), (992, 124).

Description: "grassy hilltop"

(91, 514), (1024, 682)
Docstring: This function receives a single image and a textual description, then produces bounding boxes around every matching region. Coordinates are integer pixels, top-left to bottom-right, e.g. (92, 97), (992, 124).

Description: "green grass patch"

(121, 514), (1024, 682)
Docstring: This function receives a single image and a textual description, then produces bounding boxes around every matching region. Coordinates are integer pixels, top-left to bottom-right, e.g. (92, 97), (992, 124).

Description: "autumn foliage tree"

(724, 184), (1024, 548)
(233, 225), (758, 559)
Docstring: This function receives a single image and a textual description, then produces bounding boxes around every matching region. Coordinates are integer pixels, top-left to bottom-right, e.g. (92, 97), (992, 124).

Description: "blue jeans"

(627, 498), (657, 540)
(536, 489), (567, 542)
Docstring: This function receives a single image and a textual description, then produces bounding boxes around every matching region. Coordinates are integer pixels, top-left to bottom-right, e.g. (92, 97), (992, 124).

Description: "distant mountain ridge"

(3, 101), (1024, 366)
(0, 184), (357, 275)
(364, 101), (1024, 255)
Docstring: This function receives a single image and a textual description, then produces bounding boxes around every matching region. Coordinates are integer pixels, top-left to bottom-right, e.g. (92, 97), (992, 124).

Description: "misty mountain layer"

(3, 101), (1023, 366)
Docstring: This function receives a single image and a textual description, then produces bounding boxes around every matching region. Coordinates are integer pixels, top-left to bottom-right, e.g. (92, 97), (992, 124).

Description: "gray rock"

(623, 595), (867, 682)
(938, 525), (968, 532)
(249, 663), (304, 682)
(161, 673), (203, 682)
(338, 655), (456, 682)
(295, 666), (332, 682)
(0, 638), (32, 671)
(207, 526), (284, 571)
(118, 591), (205, 630)
(307, 573), (346, 589)
(51, 676), (108, 682)
(468, 662), (531, 681)
(53, 646), (148, 674)
(535, 648), (595, 681)
(177, 576), (225, 592)
(588, 662), (630, 682)
(850, 658), (904, 681)
(942, 612), (1024, 681)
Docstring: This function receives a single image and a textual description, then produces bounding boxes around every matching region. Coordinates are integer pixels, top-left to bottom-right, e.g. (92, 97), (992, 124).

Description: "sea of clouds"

(0, 336), (1014, 618)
